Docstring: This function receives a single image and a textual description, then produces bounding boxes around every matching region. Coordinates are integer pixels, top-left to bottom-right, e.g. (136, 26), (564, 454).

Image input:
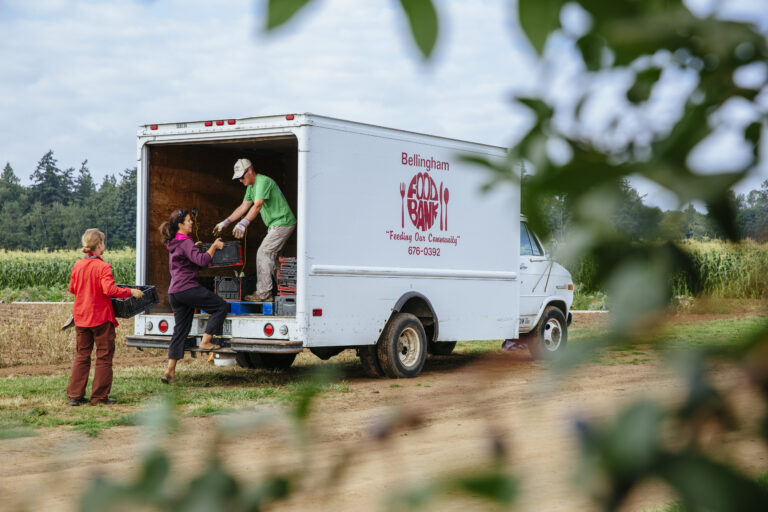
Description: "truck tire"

(528, 306), (567, 359)
(358, 345), (384, 377)
(235, 353), (256, 369)
(428, 340), (456, 356)
(376, 313), (427, 378)
(237, 353), (296, 370)
(255, 353), (297, 370)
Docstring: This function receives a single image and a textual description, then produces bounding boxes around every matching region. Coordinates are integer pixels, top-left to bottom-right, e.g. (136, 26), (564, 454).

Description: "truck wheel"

(428, 340), (456, 356)
(254, 353), (297, 370)
(235, 353), (256, 369)
(358, 345), (384, 377)
(377, 313), (427, 378)
(528, 306), (567, 359)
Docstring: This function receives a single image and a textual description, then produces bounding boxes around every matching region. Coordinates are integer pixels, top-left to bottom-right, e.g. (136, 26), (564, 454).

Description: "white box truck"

(126, 114), (574, 377)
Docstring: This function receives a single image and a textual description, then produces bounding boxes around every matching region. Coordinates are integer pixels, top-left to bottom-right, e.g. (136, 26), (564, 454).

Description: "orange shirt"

(68, 254), (131, 328)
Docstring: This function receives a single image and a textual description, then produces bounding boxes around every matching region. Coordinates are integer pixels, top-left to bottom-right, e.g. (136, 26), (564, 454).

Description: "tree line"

(1, 151), (767, 251)
(0, 151), (136, 250)
(534, 176), (768, 243)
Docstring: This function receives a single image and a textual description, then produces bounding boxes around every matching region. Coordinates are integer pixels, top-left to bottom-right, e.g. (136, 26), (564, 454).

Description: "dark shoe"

(160, 375), (177, 385)
(90, 398), (117, 405)
(501, 339), (527, 351)
(68, 397), (88, 406)
(198, 342), (221, 352)
(61, 315), (75, 331)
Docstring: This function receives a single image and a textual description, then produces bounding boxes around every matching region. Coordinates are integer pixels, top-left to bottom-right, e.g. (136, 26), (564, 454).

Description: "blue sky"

(0, 0), (766, 210)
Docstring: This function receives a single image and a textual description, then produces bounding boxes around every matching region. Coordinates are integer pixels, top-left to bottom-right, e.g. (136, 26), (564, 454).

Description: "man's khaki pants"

(255, 224), (295, 300)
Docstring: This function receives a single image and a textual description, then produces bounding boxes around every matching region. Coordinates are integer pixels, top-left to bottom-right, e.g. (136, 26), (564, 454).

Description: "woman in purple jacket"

(159, 209), (227, 384)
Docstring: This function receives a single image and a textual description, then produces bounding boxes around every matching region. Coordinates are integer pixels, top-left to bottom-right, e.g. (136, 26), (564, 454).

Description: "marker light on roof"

(215, 120), (224, 126)
(150, 125), (158, 130)
(204, 121), (213, 127)
(285, 114), (295, 120)
(227, 119), (236, 125)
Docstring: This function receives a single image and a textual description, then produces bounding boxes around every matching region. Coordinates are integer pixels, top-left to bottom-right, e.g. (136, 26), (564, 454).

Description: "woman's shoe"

(160, 374), (177, 385)
(198, 342), (221, 352)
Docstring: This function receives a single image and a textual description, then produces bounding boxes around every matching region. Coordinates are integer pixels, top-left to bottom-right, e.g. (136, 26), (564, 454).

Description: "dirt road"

(1, 311), (766, 511)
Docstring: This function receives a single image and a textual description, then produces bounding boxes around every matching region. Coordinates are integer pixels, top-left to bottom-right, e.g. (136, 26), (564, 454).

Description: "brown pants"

(66, 322), (116, 404)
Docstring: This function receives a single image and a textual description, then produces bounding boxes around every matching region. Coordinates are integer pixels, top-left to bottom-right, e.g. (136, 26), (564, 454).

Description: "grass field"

(1, 313), (765, 438)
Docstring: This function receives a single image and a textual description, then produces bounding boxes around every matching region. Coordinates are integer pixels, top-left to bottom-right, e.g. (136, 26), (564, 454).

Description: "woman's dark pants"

(168, 286), (229, 360)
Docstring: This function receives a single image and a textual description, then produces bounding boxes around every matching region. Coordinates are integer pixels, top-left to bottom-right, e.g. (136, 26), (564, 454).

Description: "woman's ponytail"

(159, 209), (188, 244)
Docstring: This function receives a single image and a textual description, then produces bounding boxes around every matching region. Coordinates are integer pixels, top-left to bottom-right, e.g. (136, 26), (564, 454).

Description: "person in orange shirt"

(67, 229), (144, 406)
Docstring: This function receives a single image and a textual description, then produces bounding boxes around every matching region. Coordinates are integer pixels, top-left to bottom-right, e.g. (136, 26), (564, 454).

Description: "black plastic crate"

(198, 241), (243, 267)
(112, 285), (159, 318)
(276, 295), (297, 316)
(214, 275), (257, 302)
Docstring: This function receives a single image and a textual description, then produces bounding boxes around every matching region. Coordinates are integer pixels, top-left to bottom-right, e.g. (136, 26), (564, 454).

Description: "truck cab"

(518, 218), (573, 358)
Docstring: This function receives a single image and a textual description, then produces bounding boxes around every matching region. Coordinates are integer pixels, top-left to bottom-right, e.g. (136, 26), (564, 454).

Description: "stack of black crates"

(276, 257), (296, 316)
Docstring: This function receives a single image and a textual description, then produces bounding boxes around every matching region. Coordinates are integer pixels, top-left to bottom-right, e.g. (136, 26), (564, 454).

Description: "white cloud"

(0, 0), (765, 213)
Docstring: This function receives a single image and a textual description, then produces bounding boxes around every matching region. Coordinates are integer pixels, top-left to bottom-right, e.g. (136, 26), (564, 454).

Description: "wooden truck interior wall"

(147, 137), (298, 310)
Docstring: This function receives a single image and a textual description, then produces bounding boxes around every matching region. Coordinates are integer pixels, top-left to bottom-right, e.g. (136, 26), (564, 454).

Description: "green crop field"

(1, 241), (767, 303)
(0, 248), (135, 302)
(568, 240), (768, 308)
(672, 239), (768, 298)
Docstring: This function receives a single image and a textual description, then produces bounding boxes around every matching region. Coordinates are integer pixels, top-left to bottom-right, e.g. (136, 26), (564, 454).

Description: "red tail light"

(159, 320), (169, 333)
(312, 309), (322, 317)
(264, 323), (274, 336)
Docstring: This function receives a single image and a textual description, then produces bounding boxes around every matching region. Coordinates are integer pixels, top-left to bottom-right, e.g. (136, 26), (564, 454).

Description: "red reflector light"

(227, 119), (236, 125)
(264, 323), (274, 336)
(568, 283), (574, 291)
(312, 309), (322, 317)
(215, 120), (224, 126)
(150, 125), (158, 130)
(285, 114), (295, 121)
(204, 121), (213, 127)
(158, 320), (169, 333)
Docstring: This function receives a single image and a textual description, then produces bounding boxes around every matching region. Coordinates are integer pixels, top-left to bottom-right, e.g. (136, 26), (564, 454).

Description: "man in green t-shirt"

(213, 158), (296, 302)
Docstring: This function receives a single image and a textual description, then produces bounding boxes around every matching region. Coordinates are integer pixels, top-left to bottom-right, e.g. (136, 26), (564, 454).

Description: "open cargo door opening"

(146, 135), (299, 311)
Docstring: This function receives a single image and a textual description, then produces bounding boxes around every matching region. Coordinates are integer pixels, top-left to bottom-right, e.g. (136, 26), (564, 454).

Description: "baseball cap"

(232, 158), (252, 179)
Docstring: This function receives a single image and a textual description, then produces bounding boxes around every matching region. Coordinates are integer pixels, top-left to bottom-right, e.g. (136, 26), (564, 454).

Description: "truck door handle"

(520, 264), (528, 270)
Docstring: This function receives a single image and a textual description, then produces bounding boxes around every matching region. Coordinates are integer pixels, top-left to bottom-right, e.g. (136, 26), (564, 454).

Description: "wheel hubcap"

(398, 327), (421, 368)
(542, 319), (562, 351)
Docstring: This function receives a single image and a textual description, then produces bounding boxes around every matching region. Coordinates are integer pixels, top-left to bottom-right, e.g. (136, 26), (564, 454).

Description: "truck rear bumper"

(126, 335), (304, 354)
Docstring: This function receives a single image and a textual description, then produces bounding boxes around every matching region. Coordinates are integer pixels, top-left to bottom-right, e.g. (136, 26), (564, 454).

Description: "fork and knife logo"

(400, 173), (450, 231)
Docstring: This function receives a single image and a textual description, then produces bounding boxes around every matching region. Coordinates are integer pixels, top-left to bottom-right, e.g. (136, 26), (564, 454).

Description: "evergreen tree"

(73, 160), (96, 204)
(0, 162), (25, 207)
(29, 150), (73, 206)
(2, 162), (20, 185)
(114, 167), (137, 247)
